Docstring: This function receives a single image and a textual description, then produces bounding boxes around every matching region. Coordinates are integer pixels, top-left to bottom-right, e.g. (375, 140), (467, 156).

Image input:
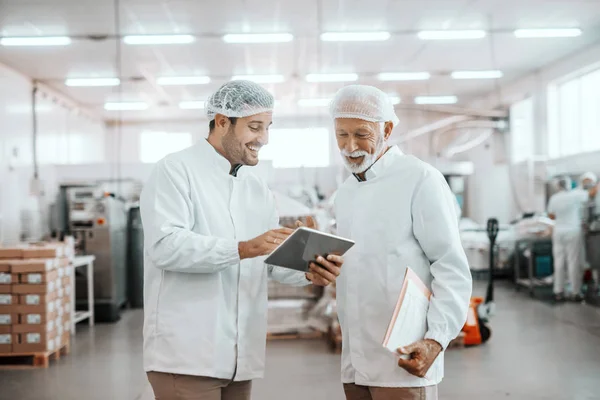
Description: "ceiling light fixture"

(417, 30), (486, 40)
(378, 72), (431, 81)
(320, 32), (391, 42)
(179, 101), (205, 110)
(231, 74), (285, 83)
(0, 36), (72, 46)
(451, 70), (503, 79)
(298, 99), (331, 107)
(156, 76), (210, 86)
(514, 28), (582, 38)
(123, 35), (195, 45)
(222, 33), (294, 43)
(104, 102), (148, 111)
(305, 73), (358, 82)
(414, 96), (458, 105)
(65, 78), (121, 87)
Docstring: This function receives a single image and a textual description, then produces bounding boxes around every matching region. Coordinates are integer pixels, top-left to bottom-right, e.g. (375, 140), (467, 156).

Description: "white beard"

(340, 132), (386, 174)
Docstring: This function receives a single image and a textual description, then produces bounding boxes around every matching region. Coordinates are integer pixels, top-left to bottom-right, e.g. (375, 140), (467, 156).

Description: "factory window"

(259, 128), (330, 168)
(509, 97), (534, 163)
(547, 66), (600, 159)
(139, 131), (193, 163)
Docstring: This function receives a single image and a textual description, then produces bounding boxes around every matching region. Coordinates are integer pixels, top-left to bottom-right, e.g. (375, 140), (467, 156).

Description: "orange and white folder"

(382, 267), (431, 353)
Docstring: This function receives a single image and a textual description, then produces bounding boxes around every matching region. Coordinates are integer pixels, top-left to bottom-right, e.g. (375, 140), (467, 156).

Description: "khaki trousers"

(344, 383), (438, 400)
(147, 372), (252, 400)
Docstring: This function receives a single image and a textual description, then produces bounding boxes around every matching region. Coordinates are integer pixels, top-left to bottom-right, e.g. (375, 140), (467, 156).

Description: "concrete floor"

(1, 282), (600, 400)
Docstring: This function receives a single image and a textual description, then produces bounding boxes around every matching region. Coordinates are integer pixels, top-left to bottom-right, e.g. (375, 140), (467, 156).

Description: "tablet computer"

(265, 227), (355, 272)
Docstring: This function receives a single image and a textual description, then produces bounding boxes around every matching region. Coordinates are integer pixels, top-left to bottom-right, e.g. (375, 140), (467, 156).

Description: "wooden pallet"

(0, 341), (70, 369)
(267, 330), (324, 341)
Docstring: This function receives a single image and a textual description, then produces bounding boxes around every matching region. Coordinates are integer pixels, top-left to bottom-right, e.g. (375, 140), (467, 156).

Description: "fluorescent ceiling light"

(389, 96), (401, 105)
(65, 78), (121, 87)
(417, 30), (486, 40)
(123, 35), (195, 45)
(451, 70), (503, 79)
(514, 28), (582, 38)
(414, 96), (458, 105)
(320, 31), (391, 42)
(223, 33), (293, 43)
(231, 74), (285, 83)
(157, 76), (210, 86)
(179, 101), (205, 110)
(306, 73), (358, 83)
(104, 102), (148, 111)
(298, 99), (331, 107)
(0, 36), (71, 46)
(378, 72), (431, 81)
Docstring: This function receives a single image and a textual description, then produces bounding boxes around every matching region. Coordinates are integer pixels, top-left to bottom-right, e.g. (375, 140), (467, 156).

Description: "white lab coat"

(547, 189), (588, 294)
(140, 139), (307, 381)
(334, 146), (472, 388)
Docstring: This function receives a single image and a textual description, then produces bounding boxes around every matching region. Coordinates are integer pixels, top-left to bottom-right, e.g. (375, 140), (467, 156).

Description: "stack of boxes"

(0, 241), (74, 355)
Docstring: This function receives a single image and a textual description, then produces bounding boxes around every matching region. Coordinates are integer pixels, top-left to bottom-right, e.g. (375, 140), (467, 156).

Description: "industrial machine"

(65, 186), (128, 322)
(462, 218), (498, 346)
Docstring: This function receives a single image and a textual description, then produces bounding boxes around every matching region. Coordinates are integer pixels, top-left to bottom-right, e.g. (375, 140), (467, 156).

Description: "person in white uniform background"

(548, 175), (597, 302)
(330, 85), (472, 400)
(140, 80), (344, 400)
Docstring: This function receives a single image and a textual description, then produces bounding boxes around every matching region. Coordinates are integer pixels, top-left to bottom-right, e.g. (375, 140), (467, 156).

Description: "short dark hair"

(209, 117), (237, 133)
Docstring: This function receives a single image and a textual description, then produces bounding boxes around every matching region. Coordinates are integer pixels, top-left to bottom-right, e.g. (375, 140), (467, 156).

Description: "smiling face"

(335, 118), (392, 174)
(216, 112), (273, 166)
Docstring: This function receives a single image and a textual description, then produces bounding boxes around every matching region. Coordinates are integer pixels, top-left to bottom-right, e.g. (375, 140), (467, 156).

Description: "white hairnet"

(205, 80), (274, 121)
(330, 85), (399, 125)
(580, 172), (598, 184)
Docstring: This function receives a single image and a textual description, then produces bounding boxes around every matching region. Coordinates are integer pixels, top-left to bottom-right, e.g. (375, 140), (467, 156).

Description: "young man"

(140, 80), (343, 400)
(330, 85), (472, 400)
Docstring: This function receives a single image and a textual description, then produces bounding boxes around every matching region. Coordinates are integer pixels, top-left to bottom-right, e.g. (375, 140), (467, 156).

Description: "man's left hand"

(306, 255), (343, 286)
(396, 339), (442, 378)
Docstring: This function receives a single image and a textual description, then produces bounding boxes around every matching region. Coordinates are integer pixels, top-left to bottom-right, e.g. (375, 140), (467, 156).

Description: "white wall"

(0, 63), (106, 243)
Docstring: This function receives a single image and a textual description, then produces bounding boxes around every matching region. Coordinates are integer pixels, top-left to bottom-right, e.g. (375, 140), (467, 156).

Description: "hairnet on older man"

(329, 85), (400, 125)
(205, 80), (275, 121)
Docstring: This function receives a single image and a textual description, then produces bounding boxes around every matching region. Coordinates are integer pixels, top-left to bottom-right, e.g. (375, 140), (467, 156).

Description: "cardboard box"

(19, 310), (59, 325)
(18, 269), (59, 284)
(20, 292), (57, 306)
(14, 329), (59, 353)
(61, 276), (71, 287)
(0, 313), (18, 325)
(0, 325), (12, 334)
(10, 259), (55, 274)
(15, 300), (59, 315)
(0, 333), (16, 354)
(0, 247), (23, 259)
(57, 258), (70, 268)
(0, 294), (18, 306)
(0, 304), (18, 314)
(0, 262), (10, 273)
(13, 281), (57, 294)
(0, 285), (11, 294)
(21, 245), (64, 259)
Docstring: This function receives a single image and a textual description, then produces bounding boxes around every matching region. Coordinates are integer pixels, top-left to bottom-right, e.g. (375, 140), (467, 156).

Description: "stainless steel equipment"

(66, 186), (128, 322)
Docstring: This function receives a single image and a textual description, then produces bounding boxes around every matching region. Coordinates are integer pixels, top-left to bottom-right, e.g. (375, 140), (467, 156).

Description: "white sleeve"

(411, 170), (473, 350)
(264, 191), (310, 286)
(140, 159), (240, 273)
(547, 195), (556, 214)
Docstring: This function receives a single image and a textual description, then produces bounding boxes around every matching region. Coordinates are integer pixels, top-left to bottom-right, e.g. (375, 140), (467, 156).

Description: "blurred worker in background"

(548, 175), (598, 302)
(140, 80), (343, 400)
(329, 85), (472, 400)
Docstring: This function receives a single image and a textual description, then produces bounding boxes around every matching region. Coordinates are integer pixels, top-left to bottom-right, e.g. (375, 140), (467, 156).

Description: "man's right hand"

(238, 228), (294, 260)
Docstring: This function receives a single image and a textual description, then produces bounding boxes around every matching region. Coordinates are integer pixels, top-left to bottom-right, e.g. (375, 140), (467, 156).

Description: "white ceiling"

(1, 0), (600, 122)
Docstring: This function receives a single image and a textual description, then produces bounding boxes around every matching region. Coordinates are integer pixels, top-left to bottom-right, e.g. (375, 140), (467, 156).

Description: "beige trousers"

(344, 383), (438, 400)
(147, 372), (252, 400)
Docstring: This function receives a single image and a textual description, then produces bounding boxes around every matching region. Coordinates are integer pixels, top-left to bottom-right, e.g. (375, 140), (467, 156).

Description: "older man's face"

(335, 118), (389, 174)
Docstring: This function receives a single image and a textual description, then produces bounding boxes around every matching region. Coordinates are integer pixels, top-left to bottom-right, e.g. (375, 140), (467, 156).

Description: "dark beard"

(221, 125), (245, 165)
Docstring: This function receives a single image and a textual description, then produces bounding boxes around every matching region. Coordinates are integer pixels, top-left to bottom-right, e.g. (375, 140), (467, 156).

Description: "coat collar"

(199, 138), (244, 177)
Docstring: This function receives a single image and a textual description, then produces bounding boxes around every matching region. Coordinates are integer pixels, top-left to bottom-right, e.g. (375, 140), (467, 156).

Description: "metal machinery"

(584, 196), (600, 305)
(63, 185), (128, 322)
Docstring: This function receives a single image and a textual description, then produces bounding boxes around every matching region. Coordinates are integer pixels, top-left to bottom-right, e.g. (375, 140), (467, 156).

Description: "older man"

(140, 80), (343, 400)
(330, 85), (472, 400)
